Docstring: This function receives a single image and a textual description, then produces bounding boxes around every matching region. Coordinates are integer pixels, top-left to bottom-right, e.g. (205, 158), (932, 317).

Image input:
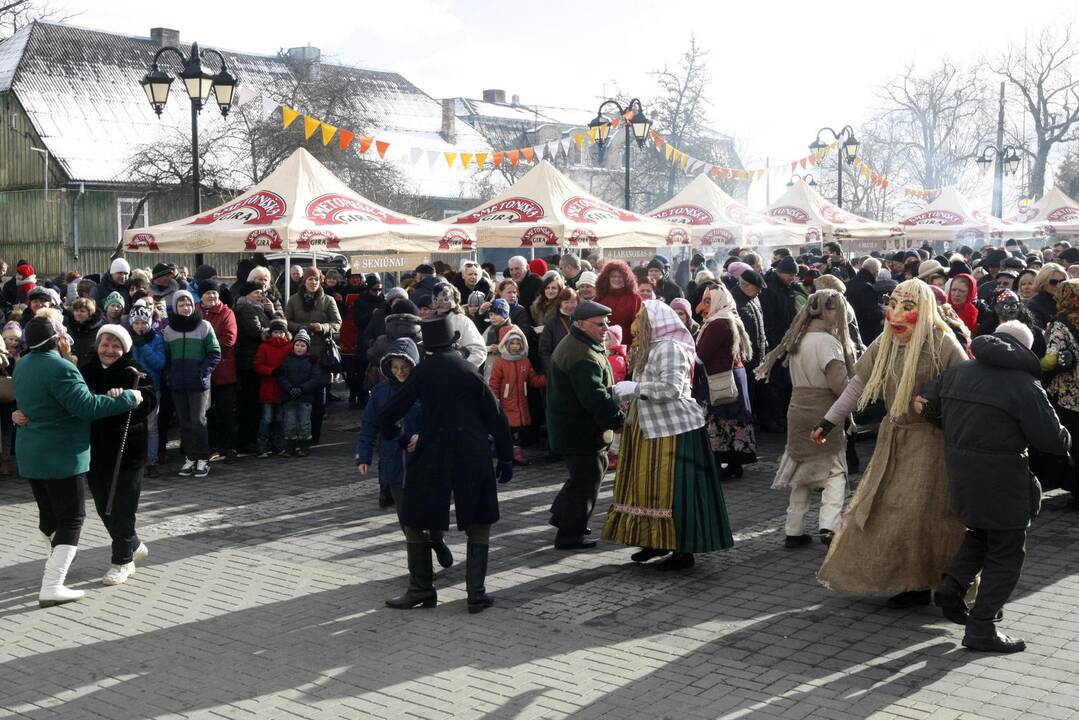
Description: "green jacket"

(546, 326), (624, 455)
(14, 349), (138, 479)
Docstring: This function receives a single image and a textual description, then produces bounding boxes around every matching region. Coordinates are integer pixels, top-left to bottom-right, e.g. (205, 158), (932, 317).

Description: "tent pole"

(285, 248), (291, 299)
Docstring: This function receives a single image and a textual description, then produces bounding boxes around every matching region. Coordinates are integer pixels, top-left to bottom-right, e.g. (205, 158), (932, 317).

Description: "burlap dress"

(817, 330), (968, 595)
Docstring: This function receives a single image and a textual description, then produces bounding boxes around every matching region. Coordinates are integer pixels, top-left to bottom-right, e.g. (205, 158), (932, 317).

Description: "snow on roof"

(0, 21), (490, 200)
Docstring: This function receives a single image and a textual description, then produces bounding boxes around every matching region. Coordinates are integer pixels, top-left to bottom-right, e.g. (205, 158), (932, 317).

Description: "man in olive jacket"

(920, 321), (1070, 654)
(546, 300), (624, 550)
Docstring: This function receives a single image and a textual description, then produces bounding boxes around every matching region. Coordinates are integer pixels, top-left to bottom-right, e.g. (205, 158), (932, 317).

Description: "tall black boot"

(385, 542), (436, 609)
(466, 543), (493, 614)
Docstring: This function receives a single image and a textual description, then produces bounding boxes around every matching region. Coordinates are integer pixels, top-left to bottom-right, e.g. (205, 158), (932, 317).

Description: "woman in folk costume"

(695, 285), (758, 479)
(811, 279), (968, 608)
(602, 300), (734, 570)
(755, 289), (856, 549)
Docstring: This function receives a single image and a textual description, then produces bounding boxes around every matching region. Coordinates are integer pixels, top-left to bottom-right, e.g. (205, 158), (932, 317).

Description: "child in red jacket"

(253, 317), (292, 457)
(488, 324), (546, 465)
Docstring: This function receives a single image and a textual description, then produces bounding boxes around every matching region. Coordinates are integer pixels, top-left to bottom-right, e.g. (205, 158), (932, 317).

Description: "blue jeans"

(145, 403), (159, 466)
(282, 401), (312, 440)
(258, 404), (283, 452)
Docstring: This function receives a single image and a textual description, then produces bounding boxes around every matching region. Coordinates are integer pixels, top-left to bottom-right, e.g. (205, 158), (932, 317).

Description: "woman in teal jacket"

(13, 315), (141, 608)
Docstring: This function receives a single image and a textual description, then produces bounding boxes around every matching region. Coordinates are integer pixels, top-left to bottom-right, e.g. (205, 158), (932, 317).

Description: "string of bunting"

(281, 104), (945, 198)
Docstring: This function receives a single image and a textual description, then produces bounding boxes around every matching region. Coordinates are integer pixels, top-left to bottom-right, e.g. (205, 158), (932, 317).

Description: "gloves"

(496, 460), (514, 485)
(613, 380), (639, 401)
(289, 387), (302, 399)
(815, 419), (836, 438)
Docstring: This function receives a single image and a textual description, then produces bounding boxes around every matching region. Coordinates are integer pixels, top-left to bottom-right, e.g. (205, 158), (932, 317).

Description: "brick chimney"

(150, 28), (180, 48)
(482, 89), (506, 104)
(441, 98), (456, 144)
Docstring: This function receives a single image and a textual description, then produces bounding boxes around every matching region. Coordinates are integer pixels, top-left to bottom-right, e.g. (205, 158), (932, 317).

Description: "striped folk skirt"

(601, 405), (734, 554)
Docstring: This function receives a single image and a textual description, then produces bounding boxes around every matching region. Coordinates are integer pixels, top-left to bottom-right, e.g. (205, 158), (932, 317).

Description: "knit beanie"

(490, 298), (510, 318)
(129, 305), (153, 326)
(607, 324), (623, 345)
(102, 291), (126, 312)
(775, 256), (799, 274)
(109, 258), (131, 275)
(529, 258), (548, 276)
(577, 271), (598, 287)
(15, 262), (35, 288)
(390, 298), (418, 315)
(293, 328), (311, 347)
(152, 262), (175, 280)
(384, 287), (408, 304)
(172, 289), (195, 308)
(467, 290), (487, 308)
(1, 320), (21, 340)
(194, 264), (217, 282)
(269, 317), (289, 335)
(24, 315), (60, 351)
(96, 324), (132, 354)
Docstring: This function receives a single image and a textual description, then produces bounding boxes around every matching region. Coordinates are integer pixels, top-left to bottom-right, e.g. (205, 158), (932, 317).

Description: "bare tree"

(992, 22), (1079, 198)
(0, 0), (76, 38)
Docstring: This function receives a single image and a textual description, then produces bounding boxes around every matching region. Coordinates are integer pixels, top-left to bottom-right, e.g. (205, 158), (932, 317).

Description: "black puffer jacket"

(921, 332), (1070, 530)
(1027, 290), (1057, 330)
(366, 312), (422, 366)
(759, 269), (805, 348)
(846, 268), (883, 345)
(80, 354), (158, 472)
(67, 310), (103, 366)
(732, 285), (767, 371)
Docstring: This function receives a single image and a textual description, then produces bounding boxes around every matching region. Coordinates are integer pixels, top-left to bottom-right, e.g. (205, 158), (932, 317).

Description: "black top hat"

(420, 316), (460, 350)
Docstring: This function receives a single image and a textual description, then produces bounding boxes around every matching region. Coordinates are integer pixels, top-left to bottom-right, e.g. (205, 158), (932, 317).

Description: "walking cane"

(106, 367), (143, 516)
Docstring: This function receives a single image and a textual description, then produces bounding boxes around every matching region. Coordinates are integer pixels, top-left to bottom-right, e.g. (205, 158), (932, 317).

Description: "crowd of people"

(3, 237), (1077, 654)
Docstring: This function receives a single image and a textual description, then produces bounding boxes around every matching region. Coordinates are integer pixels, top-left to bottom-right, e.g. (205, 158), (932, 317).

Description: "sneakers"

(193, 460), (209, 478)
(102, 562), (135, 586)
(132, 543), (149, 564)
(177, 458), (196, 476)
(257, 450), (271, 459)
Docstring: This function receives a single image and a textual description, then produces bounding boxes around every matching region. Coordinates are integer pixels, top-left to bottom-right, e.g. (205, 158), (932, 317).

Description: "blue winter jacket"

(131, 328), (166, 390)
(354, 337), (422, 489)
(278, 352), (321, 404)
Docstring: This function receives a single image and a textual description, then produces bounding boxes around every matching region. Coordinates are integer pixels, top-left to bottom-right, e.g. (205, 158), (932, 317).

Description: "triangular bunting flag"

(508, 149), (520, 166)
(358, 136), (373, 154)
(338, 129), (355, 149)
(522, 147), (534, 163)
(534, 144), (546, 161)
(560, 137), (572, 155)
(655, 136), (665, 150)
(375, 140), (390, 159)
(320, 123), (337, 146)
(303, 116), (320, 140)
(574, 134), (585, 152)
(586, 127), (597, 144)
(493, 151), (504, 168)
(545, 141), (557, 159)
(409, 147), (424, 165)
(680, 154), (689, 170)
(444, 151), (457, 168)
(460, 152), (473, 168)
(790, 161), (798, 173)
(665, 145), (674, 161)
(799, 158), (807, 170)
(426, 150), (439, 169)
(709, 165), (720, 177)
(282, 106), (300, 129)
(475, 152), (488, 168)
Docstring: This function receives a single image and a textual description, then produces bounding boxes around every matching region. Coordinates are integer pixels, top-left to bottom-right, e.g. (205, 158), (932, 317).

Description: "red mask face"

(885, 286), (920, 343)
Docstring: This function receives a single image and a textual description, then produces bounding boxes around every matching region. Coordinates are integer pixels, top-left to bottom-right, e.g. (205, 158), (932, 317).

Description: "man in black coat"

(757, 257), (806, 432)
(920, 323), (1070, 653)
(507, 256), (543, 311)
(646, 256), (684, 304)
(379, 315), (513, 614)
(845, 257), (883, 344)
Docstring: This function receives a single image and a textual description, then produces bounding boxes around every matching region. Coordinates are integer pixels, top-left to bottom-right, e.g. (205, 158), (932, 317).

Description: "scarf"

(644, 299), (695, 351)
(944, 272), (979, 332)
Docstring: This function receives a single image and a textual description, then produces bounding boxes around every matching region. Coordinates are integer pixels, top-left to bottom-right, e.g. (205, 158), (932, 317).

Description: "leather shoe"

(933, 582), (969, 626)
(819, 529), (834, 546)
(630, 548), (671, 563)
(655, 552), (695, 571)
(963, 628), (1026, 653)
(784, 534), (812, 548)
(886, 589), (932, 609)
(555, 540), (597, 551)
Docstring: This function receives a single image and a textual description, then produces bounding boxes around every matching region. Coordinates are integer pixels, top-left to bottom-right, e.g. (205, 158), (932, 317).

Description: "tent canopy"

(442, 160), (677, 250)
(122, 148), (472, 255)
(764, 178), (903, 246)
(647, 174), (804, 249)
(1015, 187), (1079, 236)
(898, 186), (1040, 243)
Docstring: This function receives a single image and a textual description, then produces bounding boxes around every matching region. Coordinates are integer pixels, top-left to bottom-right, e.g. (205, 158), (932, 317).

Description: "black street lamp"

(975, 144), (1023, 218)
(141, 42), (238, 222)
(809, 125), (859, 208)
(589, 98), (652, 211)
(787, 173), (818, 187)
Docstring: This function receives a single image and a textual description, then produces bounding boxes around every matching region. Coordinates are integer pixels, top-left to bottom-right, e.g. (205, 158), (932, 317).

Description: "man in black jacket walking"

(845, 257), (883, 344)
(920, 322), (1070, 653)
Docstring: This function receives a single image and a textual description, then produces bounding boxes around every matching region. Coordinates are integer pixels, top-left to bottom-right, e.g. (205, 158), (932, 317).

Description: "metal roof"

(0, 21), (491, 199)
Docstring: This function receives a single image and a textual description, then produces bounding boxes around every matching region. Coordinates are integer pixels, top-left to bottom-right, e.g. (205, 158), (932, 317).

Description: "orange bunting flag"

(358, 135), (374, 154)
(475, 152), (488, 168)
(375, 140), (390, 159)
(709, 166), (719, 177)
(444, 152), (458, 168)
(460, 152), (473, 168)
(508, 149), (520, 166)
(493, 151), (504, 168)
(655, 136), (665, 150)
(790, 161), (798, 173)
(338, 129), (355, 149)
(282, 106), (300, 129)
(522, 147), (534, 163)
(303, 116), (320, 140)
(320, 123), (337, 146)
(575, 133), (585, 151)
(799, 158), (807, 170)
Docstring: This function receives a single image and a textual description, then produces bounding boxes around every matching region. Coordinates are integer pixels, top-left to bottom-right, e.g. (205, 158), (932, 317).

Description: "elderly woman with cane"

(13, 315), (141, 607)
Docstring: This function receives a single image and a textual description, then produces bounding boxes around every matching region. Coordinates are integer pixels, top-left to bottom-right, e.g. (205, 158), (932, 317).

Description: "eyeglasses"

(1049, 278), (1063, 286)
(584, 319), (610, 328)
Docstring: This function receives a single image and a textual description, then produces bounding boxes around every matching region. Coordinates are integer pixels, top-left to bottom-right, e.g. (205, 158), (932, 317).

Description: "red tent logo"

(297, 229), (341, 250)
(665, 227), (691, 246)
(768, 206), (809, 224)
(244, 228), (283, 251)
(126, 232), (158, 251)
(1048, 207), (1079, 222)
(701, 228), (735, 247)
(563, 196), (638, 224)
(821, 204), (865, 224)
(651, 204), (713, 225)
(804, 227), (821, 243)
(305, 193), (411, 225)
(439, 228), (475, 251)
(191, 191), (287, 226)
(455, 197), (544, 224)
(900, 210), (963, 226)
(521, 227), (558, 247)
(568, 228), (598, 247)
(725, 205), (753, 225)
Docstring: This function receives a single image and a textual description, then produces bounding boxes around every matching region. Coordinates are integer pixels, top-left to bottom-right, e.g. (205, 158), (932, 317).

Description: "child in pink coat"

(606, 324), (628, 383)
(488, 324), (546, 465)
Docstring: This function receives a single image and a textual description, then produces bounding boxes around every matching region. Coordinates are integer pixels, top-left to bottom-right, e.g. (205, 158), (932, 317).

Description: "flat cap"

(572, 300), (612, 321)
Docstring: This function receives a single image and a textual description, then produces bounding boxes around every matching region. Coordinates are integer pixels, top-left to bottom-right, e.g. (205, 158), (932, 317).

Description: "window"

(117, 197), (149, 241)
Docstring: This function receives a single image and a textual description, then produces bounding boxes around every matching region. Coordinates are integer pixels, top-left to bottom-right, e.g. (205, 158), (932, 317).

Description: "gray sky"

(68, 0), (1079, 210)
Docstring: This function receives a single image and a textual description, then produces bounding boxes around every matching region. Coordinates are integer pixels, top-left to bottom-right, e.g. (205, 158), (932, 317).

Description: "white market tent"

(121, 147), (473, 256)
(897, 186), (1040, 244)
(764, 178), (904, 253)
(1014, 186), (1079, 237)
(647, 174), (804, 249)
(442, 160), (677, 250)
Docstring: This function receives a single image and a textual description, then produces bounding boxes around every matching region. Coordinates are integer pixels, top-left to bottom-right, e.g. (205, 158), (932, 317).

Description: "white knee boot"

(39, 544), (85, 608)
(41, 532), (53, 557)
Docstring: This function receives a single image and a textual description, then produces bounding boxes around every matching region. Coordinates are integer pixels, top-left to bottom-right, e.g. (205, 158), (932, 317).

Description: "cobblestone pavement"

(2, 404), (1079, 720)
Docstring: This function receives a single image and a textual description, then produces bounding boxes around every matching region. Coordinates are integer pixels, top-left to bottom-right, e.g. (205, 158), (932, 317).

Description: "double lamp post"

(589, 98), (652, 211)
(809, 125), (860, 208)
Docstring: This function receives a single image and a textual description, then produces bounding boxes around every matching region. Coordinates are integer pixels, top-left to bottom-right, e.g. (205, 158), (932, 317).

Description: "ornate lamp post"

(809, 125), (860, 208)
(589, 98), (652, 211)
(787, 173), (818, 187)
(975, 144), (1022, 218)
